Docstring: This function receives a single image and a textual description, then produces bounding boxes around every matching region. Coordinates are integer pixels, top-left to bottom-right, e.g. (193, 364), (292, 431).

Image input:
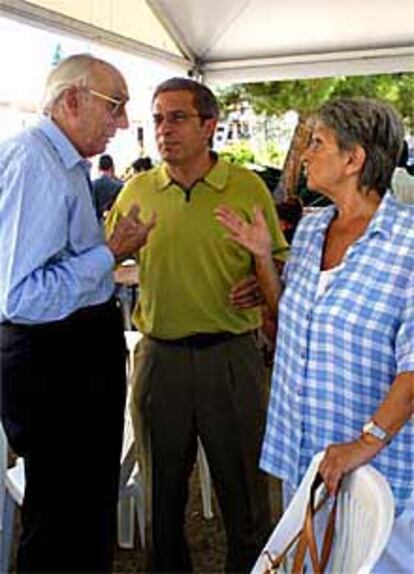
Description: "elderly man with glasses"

(0, 54), (155, 573)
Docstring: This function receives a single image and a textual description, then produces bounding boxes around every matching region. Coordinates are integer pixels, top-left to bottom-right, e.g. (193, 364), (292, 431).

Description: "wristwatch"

(362, 420), (392, 444)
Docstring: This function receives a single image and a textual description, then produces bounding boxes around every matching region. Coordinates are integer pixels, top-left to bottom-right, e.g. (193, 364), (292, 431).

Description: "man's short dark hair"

(152, 77), (219, 120)
(98, 154), (114, 171)
(131, 157), (153, 173)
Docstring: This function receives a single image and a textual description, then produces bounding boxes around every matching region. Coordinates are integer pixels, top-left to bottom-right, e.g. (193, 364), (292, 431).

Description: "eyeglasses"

(88, 89), (127, 118)
(152, 111), (204, 127)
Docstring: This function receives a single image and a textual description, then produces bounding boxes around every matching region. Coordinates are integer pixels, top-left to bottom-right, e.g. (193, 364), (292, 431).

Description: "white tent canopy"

(1, 0), (413, 84)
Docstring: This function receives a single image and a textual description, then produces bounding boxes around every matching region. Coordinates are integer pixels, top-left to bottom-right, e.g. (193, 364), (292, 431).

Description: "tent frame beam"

(0, 0), (191, 70)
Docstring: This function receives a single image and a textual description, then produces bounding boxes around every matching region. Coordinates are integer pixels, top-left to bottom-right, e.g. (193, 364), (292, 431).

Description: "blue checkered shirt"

(261, 192), (414, 514)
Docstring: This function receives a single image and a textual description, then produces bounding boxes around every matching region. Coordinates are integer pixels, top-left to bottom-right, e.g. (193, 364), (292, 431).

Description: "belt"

(149, 331), (252, 349)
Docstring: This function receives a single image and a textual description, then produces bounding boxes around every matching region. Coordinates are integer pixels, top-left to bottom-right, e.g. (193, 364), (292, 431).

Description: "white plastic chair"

(251, 451), (395, 574)
(0, 423), (25, 573)
(117, 332), (214, 549)
(197, 438), (214, 520)
(117, 330), (145, 549)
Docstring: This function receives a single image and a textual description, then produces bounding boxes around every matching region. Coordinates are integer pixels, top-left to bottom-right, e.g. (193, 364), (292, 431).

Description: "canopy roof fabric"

(1, 0), (413, 83)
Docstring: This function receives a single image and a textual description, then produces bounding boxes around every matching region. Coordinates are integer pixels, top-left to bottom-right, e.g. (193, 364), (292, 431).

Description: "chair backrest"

(251, 451), (395, 574)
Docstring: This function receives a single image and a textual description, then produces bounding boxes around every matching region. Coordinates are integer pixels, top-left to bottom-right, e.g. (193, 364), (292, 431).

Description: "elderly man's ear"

(63, 86), (83, 114)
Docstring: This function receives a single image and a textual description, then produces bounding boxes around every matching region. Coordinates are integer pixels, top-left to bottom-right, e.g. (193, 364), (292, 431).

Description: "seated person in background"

(392, 140), (414, 204)
(276, 196), (304, 244)
(92, 153), (124, 218)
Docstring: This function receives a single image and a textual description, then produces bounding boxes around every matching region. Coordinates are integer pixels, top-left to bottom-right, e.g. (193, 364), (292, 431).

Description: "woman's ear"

(346, 144), (366, 175)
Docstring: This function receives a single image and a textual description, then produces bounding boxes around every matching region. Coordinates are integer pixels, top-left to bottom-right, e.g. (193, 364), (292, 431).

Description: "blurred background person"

(392, 140), (414, 204)
(131, 155), (153, 174)
(275, 196), (304, 244)
(92, 153), (123, 219)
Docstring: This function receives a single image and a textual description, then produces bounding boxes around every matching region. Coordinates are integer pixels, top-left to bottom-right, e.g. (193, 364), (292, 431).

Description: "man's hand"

(230, 275), (263, 309)
(107, 204), (156, 263)
(318, 436), (382, 496)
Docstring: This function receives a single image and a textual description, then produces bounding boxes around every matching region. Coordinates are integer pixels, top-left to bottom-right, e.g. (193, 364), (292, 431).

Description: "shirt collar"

(37, 116), (88, 172)
(154, 155), (230, 192)
(365, 190), (398, 238)
(313, 190), (396, 239)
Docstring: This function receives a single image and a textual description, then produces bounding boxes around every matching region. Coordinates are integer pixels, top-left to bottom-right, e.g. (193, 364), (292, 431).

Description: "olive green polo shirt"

(106, 158), (288, 339)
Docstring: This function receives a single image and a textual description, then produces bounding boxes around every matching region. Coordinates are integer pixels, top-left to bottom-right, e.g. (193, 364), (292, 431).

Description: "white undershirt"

(316, 265), (342, 297)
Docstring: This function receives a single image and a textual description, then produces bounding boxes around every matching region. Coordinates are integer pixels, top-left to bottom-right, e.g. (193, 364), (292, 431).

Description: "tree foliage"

(216, 73), (413, 198)
(216, 73), (414, 129)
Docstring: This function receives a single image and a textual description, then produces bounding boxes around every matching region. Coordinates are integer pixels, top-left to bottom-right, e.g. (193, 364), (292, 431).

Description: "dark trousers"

(131, 332), (272, 573)
(0, 299), (126, 573)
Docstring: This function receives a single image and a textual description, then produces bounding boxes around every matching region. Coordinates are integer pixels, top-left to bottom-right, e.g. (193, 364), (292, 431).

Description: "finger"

(143, 211), (157, 231)
(231, 299), (261, 310)
(230, 286), (257, 299)
(230, 290), (262, 306)
(215, 208), (244, 231)
(126, 204), (141, 221)
(235, 274), (258, 288)
(215, 214), (240, 234)
(253, 206), (269, 230)
(149, 211), (157, 226)
(230, 275), (258, 294)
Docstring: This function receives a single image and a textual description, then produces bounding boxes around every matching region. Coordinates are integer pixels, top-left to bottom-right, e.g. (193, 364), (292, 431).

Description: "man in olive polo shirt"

(106, 78), (288, 573)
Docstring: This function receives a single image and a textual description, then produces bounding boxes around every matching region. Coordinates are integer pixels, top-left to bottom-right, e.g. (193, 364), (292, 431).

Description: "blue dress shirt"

(0, 117), (115, 324)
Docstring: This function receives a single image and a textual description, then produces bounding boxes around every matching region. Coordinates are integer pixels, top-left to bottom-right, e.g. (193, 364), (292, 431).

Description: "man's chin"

(160, 152), (181, 164)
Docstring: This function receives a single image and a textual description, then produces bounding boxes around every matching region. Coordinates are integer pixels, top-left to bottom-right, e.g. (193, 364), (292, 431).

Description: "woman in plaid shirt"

(216, 98), (413, 573)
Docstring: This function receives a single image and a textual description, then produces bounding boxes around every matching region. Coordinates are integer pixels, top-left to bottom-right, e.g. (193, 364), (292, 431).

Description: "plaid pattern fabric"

(261, 192), (414, 514)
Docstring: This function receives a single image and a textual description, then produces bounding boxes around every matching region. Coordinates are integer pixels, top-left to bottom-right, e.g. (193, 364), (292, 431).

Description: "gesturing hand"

(107, 204), (156, 263)
(215, 205), (272, 260)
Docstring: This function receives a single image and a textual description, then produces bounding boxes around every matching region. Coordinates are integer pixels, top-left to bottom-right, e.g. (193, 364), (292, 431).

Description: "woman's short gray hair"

(316, 98), (404, 196)
(42, 53), (108, 114)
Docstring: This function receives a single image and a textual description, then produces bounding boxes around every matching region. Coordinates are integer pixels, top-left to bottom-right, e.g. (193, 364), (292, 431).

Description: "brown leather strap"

(291, 473), (338, 574)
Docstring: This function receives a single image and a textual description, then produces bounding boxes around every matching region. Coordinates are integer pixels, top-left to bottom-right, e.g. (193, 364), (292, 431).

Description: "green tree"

(216, 73), (414, 198)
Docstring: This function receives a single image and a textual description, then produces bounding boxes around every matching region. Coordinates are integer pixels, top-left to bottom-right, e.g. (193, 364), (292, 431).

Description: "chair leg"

(0, 492), (16, 573)
(117, 496), (135, 549)
(197, 441), (214, 520)
(134, 477), (145, 550)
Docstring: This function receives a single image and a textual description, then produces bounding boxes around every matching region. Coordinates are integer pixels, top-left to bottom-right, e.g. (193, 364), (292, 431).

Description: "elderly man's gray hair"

(316, 98), (405, 197)
(42, 53), (110, 115)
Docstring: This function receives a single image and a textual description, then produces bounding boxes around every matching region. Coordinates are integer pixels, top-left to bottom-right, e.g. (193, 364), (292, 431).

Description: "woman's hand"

(215, 205), (272, 260)
(318, 436), (382, 496)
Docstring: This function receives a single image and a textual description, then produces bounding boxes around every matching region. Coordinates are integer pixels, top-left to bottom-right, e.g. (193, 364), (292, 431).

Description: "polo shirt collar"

(37, 116), (88, 171)
(155, 155), (229, 192)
